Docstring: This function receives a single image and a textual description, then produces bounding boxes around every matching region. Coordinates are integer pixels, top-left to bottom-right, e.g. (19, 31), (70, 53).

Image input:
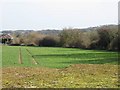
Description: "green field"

(2, 46), (118, 68)
(2, 46), (119, 88)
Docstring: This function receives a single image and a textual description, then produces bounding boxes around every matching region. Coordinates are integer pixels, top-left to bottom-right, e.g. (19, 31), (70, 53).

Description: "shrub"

(39, 35), (60, 47)
(59, 28), (83, 48)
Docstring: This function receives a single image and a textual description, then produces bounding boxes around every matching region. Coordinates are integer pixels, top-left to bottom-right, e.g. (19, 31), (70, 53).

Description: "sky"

(0, 0), (119, 30)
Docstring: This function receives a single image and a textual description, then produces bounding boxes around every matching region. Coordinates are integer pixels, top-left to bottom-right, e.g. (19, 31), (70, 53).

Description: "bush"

(59, 26), (119, 51)
(108, 34), (120, 51)
(39, 35), (60, 47)
(10, 25), (119, 51)
(59, 28), (83, 48)
(9, 44), (20, 46)
(11, 32), (45, 46)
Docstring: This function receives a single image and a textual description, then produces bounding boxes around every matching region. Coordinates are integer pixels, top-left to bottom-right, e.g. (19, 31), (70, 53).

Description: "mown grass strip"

(26, 49), (38, 65)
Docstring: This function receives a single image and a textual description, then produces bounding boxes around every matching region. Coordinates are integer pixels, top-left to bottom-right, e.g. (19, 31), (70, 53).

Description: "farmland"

(2, 46), (119, 88)
(2, 46), (118, 68)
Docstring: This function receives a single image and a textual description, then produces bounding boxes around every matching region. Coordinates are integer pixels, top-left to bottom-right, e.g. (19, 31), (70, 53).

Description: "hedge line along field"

(2, 46), (118, 68)
(2, 46), (119, 88)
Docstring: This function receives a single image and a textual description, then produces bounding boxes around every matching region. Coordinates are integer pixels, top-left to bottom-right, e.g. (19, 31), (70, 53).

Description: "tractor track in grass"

(18, 47), (23, 64)
(26, 48), (38, 65)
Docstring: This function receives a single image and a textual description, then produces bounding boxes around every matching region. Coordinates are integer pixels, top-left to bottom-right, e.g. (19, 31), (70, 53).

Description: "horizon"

(0, 0), (119, 31)
(1, 24), (118, 31)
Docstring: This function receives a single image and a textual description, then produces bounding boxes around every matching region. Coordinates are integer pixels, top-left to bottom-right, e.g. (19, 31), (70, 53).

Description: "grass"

(2, 46), (118, 68)
(2, 46), (19, 67)
(2, 46), (119, 88)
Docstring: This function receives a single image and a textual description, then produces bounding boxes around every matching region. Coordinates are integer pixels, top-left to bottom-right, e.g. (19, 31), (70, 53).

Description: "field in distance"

(2, 46), (119, 88)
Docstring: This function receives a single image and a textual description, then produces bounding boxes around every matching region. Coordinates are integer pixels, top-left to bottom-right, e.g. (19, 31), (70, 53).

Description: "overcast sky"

(0, 0), (119, 30)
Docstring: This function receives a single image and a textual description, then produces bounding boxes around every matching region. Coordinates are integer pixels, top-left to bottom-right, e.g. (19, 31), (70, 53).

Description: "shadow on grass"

(59, 58), (118, 64)
(33, 53), (118, 64)
(33, 53), (117, 58)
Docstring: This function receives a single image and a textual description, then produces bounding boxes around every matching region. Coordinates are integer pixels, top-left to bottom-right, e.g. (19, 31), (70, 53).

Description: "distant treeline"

(10, 25), (119, 51)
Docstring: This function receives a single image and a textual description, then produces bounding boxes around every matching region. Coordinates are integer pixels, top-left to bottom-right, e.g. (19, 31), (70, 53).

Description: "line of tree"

(10, 25), (119, 51)
(59, 27), (119, 51)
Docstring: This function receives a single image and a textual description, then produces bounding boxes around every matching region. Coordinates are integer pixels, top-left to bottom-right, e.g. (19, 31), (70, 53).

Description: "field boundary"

(18, 47), (23, 64)
(26, 49), (38, 65)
